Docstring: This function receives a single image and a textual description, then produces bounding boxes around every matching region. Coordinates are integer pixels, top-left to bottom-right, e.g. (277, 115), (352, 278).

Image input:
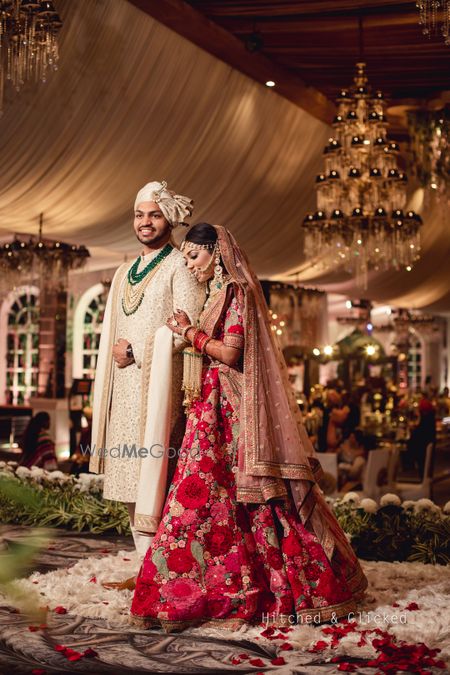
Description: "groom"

(89, 180), (205, 559)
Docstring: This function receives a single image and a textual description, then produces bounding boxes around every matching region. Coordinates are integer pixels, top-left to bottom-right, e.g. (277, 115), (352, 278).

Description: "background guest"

(403, 392), (436, 477)
(20, 412), (58, 471)
(337, 427), (367, 491)
(317, 389), (349, 452)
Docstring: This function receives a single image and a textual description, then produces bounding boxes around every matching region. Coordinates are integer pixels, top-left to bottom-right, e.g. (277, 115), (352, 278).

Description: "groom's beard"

(136, 230), (170, 248)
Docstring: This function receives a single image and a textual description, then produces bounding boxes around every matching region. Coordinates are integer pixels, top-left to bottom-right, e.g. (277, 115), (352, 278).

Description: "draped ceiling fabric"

(0, 0), (448, 311)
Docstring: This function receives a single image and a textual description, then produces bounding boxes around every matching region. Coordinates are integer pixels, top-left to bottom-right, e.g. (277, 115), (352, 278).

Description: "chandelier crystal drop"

(302, 62), (423, 289)
(0, 0), (62, 112)
(416, 0), (450, 46)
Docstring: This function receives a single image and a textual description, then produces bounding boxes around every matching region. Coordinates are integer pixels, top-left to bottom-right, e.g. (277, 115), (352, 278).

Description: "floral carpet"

(0, 526), (449, 675)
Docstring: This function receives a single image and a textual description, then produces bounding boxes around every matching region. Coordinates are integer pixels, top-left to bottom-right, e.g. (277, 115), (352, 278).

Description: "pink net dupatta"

(216, 226), (318, 479)
(215, 226), (352, 563)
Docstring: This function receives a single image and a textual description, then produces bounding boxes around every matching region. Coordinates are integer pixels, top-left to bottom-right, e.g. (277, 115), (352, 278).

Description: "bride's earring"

(213, 245), (224, 290)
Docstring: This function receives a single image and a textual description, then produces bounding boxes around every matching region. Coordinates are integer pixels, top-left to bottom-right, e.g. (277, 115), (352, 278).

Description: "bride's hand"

(166, 309), (191, 335)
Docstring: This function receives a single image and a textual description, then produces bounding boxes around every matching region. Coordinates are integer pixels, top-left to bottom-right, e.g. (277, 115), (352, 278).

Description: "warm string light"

(269, 309), (285, 336)
(311, 341), (379, 361)
(0, 1), (62, 112)
(302, 62), (423, 289)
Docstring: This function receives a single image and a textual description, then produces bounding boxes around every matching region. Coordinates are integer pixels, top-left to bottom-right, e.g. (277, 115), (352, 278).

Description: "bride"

(130, 223), (367, 631)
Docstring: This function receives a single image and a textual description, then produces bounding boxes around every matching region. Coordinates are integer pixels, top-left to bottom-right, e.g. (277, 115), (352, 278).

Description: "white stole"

(134, 325), (174, 533)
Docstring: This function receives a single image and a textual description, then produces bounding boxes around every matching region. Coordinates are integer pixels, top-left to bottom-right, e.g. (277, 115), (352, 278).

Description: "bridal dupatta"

(202, 227), (365, 573)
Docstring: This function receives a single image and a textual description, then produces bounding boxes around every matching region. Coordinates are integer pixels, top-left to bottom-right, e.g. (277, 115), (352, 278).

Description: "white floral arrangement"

(0, 463), (126, 534)
(0, 463), (104, 495)
(379, 493), (402, 507)
(332, 491), (449, 565)
(341, 491), (360, 504)
(359, 498), (378, 513)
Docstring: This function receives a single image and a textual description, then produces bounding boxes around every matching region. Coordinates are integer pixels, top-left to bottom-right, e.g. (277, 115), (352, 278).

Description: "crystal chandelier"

(408, 106), (450, 199)
(0, 1), (62, 112)
(416, 1), (450, 46)
(0, 214), (89, 292)
(302, 62), (423, 289)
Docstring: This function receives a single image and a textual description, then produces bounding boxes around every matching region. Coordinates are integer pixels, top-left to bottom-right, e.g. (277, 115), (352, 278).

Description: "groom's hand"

(113, 338), (134, 368)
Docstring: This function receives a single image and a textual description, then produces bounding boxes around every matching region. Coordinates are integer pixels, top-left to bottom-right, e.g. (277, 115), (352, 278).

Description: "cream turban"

(134, 180), (194, 227)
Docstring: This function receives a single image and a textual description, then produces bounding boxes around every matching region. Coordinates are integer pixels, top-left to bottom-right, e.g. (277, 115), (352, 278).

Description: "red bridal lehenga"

(131, 227), (367, 632)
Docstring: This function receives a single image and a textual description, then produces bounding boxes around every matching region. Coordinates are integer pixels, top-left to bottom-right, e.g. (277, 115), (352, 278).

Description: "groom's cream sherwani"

(90, 245), (205, 531)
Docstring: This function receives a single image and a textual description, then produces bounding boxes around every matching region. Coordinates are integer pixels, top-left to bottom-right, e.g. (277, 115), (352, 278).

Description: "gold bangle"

(181, 324), (194, 340)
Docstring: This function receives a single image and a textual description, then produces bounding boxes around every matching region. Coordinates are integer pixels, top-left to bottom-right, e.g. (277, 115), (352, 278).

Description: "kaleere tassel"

(182, 346), (203, 407)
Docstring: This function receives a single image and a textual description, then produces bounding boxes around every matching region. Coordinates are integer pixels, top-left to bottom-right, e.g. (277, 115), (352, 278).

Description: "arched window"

(73, 283), (109, 380)
(0, 286), (40, 405)
(408, 330), (423, 393)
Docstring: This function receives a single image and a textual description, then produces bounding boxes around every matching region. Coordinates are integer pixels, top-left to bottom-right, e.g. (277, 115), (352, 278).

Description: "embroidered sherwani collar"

(139, 244), (170, 266)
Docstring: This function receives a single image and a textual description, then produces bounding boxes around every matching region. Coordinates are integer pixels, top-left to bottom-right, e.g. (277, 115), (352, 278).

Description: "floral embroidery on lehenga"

(131, 290), (366, 631)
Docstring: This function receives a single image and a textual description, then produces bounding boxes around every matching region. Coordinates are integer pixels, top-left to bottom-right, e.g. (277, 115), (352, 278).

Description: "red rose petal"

(31, 670), (47, 675)
(337, 665), (357, 672)
(271, 656), (287, 665)
(83, 648), (98, 657)
(28, 626), (39, 632)
(238, 653), (249, 659)
(279, 642), (293, 651)
(53, 606), (67, 614)
(405, 602), (419, 611)
(249, 658), (266, 667)
(54, 645), (66, 652)
(310, 640), (328, 652)
(261, 626), (275, 637)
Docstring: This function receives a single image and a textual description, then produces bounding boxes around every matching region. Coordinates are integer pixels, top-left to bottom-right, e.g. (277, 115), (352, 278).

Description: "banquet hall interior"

(0, 0), (449, 674)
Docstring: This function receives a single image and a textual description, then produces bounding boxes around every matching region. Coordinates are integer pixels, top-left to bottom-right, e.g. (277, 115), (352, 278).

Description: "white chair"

(359, 449), (390, 500)
(380, 446), (400, 495)
(317, 453), (338, 496)
(392, 442), (433, 500)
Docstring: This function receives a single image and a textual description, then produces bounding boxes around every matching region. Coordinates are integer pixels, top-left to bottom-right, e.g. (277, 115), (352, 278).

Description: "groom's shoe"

(102, 576), (137, 591)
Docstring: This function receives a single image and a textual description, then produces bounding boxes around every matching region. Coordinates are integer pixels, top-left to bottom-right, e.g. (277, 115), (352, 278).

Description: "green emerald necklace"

(122, 243), (173, 315)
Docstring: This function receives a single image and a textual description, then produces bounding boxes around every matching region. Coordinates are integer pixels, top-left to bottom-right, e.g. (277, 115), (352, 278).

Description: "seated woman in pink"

(130, 223), (367, 632)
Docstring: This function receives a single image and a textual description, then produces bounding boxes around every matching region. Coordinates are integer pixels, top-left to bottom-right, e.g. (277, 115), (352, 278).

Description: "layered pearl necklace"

(122, 244), (173, 316)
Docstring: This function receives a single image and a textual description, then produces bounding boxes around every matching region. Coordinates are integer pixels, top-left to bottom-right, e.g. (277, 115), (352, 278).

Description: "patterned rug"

(0, 526), (449, 675)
